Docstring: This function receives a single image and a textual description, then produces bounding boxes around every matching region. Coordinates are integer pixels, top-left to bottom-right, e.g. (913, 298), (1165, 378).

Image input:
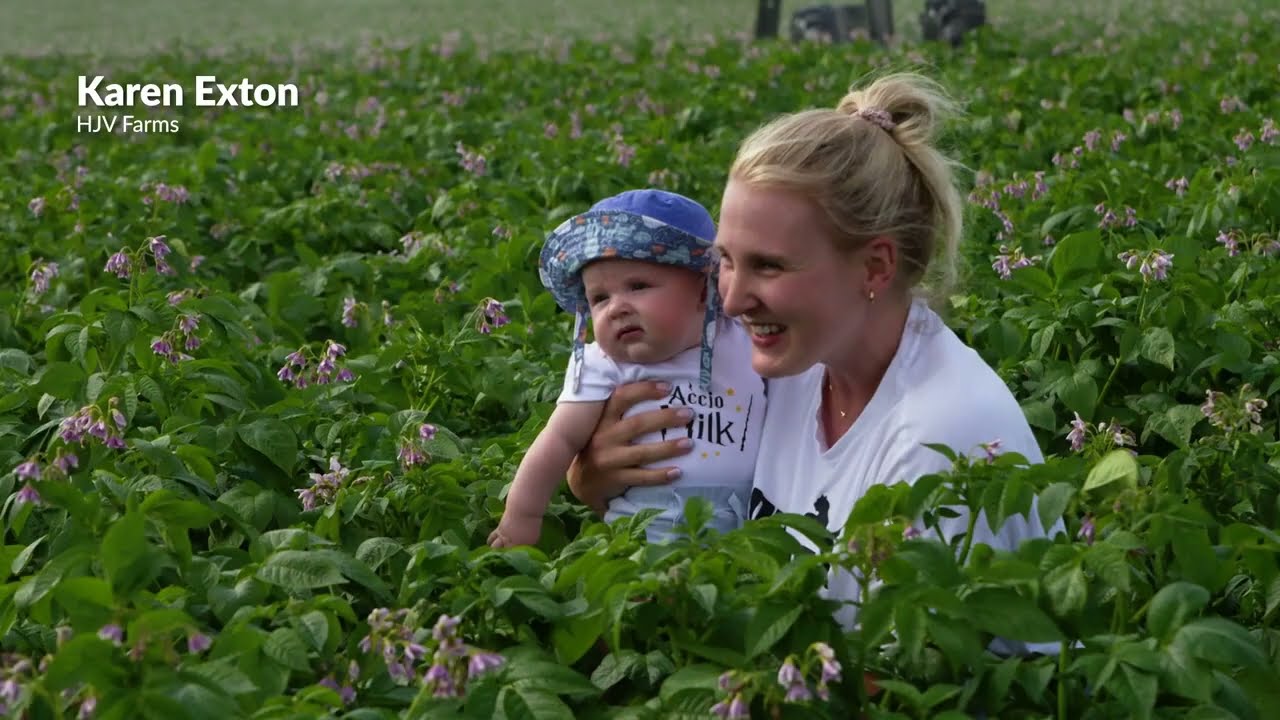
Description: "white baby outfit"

(558, 317), (766, 542)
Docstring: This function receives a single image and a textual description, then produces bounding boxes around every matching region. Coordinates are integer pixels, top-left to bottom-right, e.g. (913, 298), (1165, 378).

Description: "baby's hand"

(488, 514), (541, 548)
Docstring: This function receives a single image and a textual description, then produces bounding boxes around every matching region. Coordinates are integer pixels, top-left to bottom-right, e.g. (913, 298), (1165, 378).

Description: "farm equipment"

(753, 0), (987, 47)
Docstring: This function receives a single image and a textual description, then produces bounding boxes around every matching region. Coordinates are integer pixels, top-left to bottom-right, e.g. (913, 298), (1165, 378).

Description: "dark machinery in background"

(754, 0), (987, 48)
(788, 1), (895, 44)
(919, 0), (987, 47)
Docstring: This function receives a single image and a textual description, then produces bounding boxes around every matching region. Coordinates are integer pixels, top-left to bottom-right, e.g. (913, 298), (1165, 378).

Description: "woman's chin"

(750, 344), (809, 379)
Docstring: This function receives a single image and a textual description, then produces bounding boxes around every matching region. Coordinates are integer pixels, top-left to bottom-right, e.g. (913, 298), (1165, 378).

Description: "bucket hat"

(539, 189), (721, 393)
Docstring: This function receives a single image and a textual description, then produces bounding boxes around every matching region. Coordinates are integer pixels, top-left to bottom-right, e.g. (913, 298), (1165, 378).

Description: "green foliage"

(2, 5), (1279, 719)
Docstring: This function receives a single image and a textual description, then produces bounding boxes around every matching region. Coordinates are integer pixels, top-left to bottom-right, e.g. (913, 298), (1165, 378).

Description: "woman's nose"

(719, 269), (749, 316)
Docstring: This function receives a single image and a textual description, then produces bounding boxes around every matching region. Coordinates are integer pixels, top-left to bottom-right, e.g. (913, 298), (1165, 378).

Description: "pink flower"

(98, 624), (124, 645)
(466, 651), (504, 679)
(1067, 412), (1088, 451)
(1216, 229), (1240, 256)
(15, 483), (41, 505)
(455, 142), (487, 176)
(187, 632), (211, 654)
(104, 251), (132, 278)
(342, 297), (360, 327)
(1261, 118), (1278, 144)
(1078, 515), (1096, 545)
(14, 460), (40, 480)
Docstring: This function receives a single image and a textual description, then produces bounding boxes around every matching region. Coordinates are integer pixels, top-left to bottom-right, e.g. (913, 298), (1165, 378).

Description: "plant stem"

(1098, 285), (1148, 411)
(1057, 640), (1069, 720)
(957, 504), (979, 566)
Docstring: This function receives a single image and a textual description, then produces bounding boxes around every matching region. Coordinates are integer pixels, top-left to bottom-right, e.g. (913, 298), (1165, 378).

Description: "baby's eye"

(628, 281), (650, 291)
(589, 293), (607, 305)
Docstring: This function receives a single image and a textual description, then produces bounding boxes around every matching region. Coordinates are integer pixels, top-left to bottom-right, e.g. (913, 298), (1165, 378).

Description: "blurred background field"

(0, 0), (1267, 58)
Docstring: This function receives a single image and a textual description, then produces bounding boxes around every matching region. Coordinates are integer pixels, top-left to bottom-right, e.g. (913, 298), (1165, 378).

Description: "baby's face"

(582, 259), (706, 365)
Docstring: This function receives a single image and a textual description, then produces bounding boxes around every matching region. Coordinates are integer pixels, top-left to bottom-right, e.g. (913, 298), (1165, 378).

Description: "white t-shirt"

(559, 317), (766, 493)
(748, 298), (1063, 640)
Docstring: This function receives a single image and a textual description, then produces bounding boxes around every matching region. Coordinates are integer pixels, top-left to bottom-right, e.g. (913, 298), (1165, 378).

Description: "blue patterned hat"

(539, 189), (721, 393)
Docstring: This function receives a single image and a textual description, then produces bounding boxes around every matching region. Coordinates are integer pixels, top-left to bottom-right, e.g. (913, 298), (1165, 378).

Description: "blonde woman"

(566, 72), (1063, 649)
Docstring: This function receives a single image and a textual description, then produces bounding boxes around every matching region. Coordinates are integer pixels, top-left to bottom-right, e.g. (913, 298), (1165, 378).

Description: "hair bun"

(836, 73), (958, 146)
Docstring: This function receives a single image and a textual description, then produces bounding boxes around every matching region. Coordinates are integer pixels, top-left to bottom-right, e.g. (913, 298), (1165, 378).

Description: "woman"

(565, 72), (1061, 639)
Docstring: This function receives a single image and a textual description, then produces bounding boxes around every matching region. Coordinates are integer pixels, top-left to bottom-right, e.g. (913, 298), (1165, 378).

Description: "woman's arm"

(565, 380), (695, 515)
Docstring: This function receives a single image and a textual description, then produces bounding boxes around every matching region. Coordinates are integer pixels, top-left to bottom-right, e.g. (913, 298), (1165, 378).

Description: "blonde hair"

(729, 72), (966, 304)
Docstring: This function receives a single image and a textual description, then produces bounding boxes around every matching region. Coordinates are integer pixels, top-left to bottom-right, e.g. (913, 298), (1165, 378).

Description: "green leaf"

(1057, 372), (1098, 419)
(920, 684), (963, 710)
(498, 685), (575, 720)
(1114, 664), (1158, 720)
(591, 651), (641, 692)
(11, 536), (45, 575)
(1037, 483), (1074, 532)
(295, 610), (330, 653)
(355, 537), (403, 571)
(101, 511), (159, 597)
(1083, 449), (1139, 493)
(1171, 528), (1221, 591)
(1048, 230), (1104, 289)
(1148, 582), (1210, 643)
(314, 549), (392, 602)
(264, 626), (312, 672)
(15, 544), (92, 609)
(137, 374), (169, 419)
(925, 615), (985, 667)
(32, 361), (87, 399)
(142, 492), (218, 528)
(0, 348), (32, 374)
(1172, 618), (1269, 670)
(551, 610), (603, 666)
(658, 664), (723, 703)
(1043, 562), (1088, 616)
(42, 635), (127, 693)
(1143, 404), (1204, 449)
(52, 576), (116, 615)
(1083, 542), (1131, 593)
(237, 417), (298, 476)
(183, 656), (260, 697)
(894, 603), (926, 665)
(1158, 645), (1213, 702)
(744, 602), (804, 659)
(1138, 327), (1176, 370)
(256, 550), (347, 591)
(1021, 399), (1057, 431)
(964, 588), (1062, 642)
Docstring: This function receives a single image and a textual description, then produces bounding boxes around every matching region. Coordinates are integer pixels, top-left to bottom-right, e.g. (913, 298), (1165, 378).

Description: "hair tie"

(855, 107), (896, 132)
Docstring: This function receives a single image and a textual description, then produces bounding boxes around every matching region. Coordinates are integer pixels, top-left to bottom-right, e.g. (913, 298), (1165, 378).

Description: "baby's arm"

(489, 400), (607, 547)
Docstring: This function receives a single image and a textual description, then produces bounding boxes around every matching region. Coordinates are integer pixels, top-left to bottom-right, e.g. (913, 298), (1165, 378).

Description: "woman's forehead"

(718, 182), (825, 243)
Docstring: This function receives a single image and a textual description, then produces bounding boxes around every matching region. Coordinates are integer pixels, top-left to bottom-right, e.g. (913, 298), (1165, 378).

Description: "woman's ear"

(858, 236), (898, 296)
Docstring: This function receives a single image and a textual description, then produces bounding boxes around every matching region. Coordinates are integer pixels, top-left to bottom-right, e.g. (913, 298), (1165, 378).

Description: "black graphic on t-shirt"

(656, 383), (757, 450)
(749, 487), (830, 528)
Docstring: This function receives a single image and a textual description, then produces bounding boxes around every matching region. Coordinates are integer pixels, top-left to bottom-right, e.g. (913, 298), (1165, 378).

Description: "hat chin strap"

(697, 272), (719, 393)
(571, 306), (589, 394)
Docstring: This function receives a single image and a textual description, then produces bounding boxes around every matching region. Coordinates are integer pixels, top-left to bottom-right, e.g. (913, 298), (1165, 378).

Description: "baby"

(488, 189), (766, 547)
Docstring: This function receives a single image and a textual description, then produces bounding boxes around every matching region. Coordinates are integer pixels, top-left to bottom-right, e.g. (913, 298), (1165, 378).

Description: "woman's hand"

(566, 381), (694, 515)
